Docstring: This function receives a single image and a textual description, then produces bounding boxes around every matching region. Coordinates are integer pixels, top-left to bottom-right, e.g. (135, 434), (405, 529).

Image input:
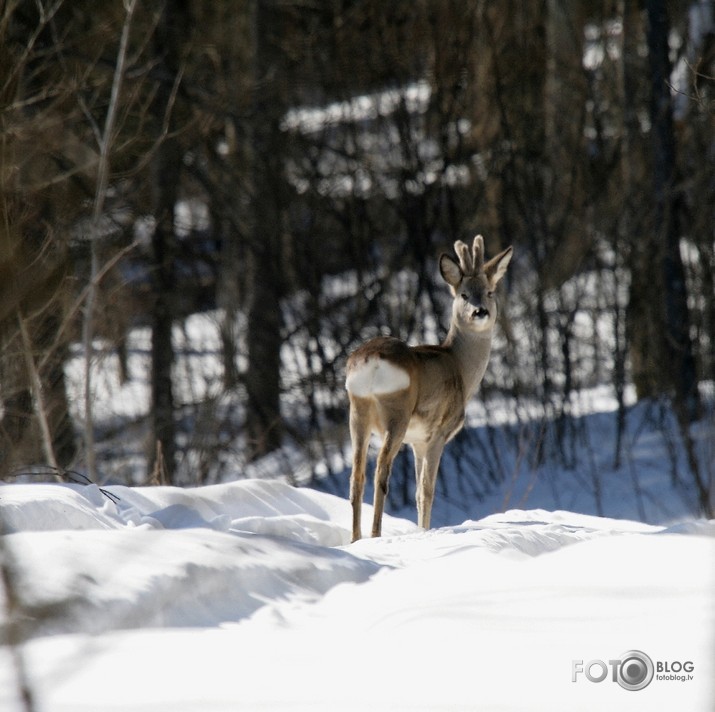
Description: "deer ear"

(439, 253), (462, 288)
(484, 246), (513, 288)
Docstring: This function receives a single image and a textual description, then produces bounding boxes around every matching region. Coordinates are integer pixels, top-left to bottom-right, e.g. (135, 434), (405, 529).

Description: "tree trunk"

(622, 0), (658, 400)
(148, 0), (191, 482)
(645, 0), (700, 420)
(544, 0), (589, 287)
(150, 178), (178, 483)
(244, 0), (286, 459)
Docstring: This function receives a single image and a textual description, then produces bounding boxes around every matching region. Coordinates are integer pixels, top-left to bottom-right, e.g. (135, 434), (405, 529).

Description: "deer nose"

(472, 306), (489, 320)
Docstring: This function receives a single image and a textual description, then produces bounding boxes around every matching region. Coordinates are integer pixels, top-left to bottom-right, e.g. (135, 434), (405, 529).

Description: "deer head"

(439, 235), (513, 334)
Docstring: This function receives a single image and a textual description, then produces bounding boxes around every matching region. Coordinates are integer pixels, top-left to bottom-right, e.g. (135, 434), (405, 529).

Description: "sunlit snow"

(1, 479), (713, 711)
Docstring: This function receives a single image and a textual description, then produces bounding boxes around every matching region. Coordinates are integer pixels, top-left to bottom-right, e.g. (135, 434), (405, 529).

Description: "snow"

(1, 479), (713, 711)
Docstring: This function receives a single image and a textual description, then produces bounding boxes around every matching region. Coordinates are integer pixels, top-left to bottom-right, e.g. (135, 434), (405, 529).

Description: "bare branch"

(82, 0), (139, 480)
(16, 310), (60, 474)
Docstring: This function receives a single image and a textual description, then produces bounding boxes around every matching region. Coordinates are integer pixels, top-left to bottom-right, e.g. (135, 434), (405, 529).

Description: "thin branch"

(39, 240), (139, 373)
(82, 0), (138, 481)
(16, 311), (60, 475)
(4, 467), (121, 503)
(1, 0), (65, 98)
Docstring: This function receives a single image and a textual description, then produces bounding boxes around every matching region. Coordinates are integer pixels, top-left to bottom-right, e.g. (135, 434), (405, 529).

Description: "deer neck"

(442, 323), (493, 402)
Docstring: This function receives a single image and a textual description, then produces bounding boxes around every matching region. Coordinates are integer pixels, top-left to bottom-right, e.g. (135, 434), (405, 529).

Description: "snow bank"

(1, 480), (713, 712)
(1, 528), (382, 636)
(0, 479), (416, 544)
(0, 480), (413, 638)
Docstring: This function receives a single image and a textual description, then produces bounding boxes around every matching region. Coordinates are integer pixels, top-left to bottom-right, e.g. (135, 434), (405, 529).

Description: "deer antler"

(453, 235), (484, 276)
(472, 235), (485, 272)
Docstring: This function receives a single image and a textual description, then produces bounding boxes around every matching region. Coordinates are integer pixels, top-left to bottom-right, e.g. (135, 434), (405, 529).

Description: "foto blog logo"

(572, 650), (695, 691)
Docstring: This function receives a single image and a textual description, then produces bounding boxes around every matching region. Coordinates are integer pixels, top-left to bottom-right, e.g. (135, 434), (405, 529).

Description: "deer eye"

(487, 291), (494, 298)
(460, 293), (468, 301)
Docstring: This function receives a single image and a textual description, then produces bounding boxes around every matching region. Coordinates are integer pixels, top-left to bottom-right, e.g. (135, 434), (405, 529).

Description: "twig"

(82, 0), (139, 481)
(16, 311), (60, 475)
(38, 240), (140, 373)
(5, 467), (121, 504)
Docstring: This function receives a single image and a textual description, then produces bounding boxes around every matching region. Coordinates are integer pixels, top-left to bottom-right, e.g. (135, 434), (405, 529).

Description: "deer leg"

(371, 428), (406, 538)
(417, 439), (445, 530)
(348, 398), (371, 542)
(412, 443), (426, 518)
(411, 444), (425, 490)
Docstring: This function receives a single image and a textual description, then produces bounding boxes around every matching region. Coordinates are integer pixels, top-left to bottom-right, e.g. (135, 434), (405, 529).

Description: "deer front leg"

(416, 439), (446, 530)
(412, 444), (425, 493)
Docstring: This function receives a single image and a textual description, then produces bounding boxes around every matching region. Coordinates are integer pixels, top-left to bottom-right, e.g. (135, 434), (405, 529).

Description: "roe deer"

(345, 235), (512, 541)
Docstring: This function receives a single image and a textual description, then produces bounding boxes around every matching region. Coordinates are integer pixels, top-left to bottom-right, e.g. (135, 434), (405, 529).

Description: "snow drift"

(0, 479), (713, 712)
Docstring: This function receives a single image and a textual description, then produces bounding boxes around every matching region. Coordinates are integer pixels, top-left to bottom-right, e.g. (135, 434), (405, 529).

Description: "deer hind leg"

(371, 413), (409, 538)
(348, 397), (372, 542)
(416, 439), (446, 530)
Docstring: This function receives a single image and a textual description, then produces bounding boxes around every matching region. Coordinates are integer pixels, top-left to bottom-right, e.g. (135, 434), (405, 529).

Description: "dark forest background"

(1, 0), (713, 514)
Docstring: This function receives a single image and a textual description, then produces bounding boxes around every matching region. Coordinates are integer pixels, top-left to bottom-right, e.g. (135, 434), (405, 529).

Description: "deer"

(345, 235), (512, 541)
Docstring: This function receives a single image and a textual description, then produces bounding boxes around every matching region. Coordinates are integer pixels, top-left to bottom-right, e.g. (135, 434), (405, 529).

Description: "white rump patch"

(346, 358), (410, 397)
